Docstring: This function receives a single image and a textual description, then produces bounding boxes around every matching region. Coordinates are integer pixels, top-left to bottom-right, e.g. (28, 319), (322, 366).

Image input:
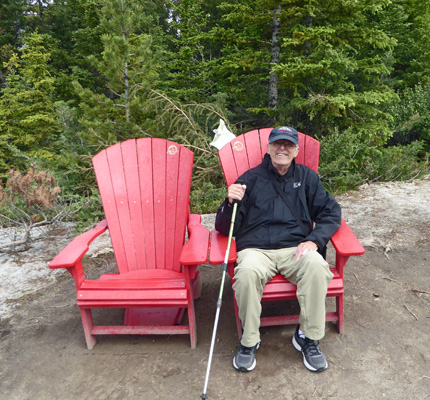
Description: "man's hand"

(227, 183), (246, 204)
(294, 241), (318, 260)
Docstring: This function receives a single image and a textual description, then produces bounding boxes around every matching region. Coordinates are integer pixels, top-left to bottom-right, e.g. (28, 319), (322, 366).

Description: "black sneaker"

(292, 325), (328, 372)
(233, 342), (260, 372)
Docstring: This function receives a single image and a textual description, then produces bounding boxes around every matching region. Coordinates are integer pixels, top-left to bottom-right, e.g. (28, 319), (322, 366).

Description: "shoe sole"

(233, 358), (256, 372)
(292, 335), (328, 373)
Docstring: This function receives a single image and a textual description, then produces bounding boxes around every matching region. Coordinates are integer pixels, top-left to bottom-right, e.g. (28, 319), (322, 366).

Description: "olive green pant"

(233, 247), (333, 347)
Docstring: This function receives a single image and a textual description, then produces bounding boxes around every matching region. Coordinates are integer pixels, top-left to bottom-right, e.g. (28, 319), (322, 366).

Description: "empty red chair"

(50, 138), (210, 349)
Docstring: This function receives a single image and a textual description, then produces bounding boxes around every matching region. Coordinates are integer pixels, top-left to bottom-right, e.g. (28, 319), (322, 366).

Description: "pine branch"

(149, 89), (197, 131)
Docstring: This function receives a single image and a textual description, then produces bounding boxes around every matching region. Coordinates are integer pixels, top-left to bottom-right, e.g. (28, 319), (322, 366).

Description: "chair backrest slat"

(92, 138), (193, 273)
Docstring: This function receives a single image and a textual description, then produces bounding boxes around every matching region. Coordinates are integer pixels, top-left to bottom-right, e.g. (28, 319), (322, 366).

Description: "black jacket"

(215, 154), (341, 252)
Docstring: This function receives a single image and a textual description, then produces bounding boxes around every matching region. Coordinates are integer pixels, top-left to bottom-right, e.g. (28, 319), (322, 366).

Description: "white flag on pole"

(210, 119), (236, 150)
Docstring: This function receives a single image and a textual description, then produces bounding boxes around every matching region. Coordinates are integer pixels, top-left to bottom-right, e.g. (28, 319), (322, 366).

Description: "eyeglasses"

(270, 141), (297, 149)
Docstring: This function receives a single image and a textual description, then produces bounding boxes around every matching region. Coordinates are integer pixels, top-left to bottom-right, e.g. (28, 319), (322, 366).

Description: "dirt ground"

(1, 178), (430, 400)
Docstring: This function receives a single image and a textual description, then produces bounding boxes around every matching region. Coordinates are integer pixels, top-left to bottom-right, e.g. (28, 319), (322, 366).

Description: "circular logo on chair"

(232, 141), (244, 151)
(167, 145), (178, 155)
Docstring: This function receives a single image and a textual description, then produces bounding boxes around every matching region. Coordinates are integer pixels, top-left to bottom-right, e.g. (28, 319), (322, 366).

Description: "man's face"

(267, 140), (299, 174)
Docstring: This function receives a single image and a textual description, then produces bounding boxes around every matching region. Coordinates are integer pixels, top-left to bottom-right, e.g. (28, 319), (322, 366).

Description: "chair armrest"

(49, 220), (109, 269)
(180, 214), (210, 265)
(208, 230), (237, 265)
(331, 219), (365, 257)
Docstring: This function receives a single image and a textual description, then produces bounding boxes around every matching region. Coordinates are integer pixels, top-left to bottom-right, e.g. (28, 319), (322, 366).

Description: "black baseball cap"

(268, 126), (299, 145)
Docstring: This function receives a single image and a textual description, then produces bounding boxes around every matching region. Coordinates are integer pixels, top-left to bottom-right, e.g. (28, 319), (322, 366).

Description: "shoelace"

(239, 343), (259, 355)
(303, 339), (321, 356)
(239, 344), (254, 354)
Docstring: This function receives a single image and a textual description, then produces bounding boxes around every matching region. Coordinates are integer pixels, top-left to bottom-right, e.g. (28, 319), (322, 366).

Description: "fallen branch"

(0, 238), (29, 250)
(383, 277), (400, 283)
(412, 289), (430, 295)
(404, 305), (418, 321)
(48, 304), (69, 308)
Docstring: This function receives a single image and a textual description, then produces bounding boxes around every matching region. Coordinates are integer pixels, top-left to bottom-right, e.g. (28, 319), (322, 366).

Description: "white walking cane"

(200, 201), (238, 400)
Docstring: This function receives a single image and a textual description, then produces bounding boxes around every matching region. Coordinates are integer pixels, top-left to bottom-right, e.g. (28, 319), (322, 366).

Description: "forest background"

(1, 0), (430, 237)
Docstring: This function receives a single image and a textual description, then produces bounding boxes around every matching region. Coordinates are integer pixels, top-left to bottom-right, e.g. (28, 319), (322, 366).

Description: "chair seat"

(99, 269), (186, 280)
(78, 271), (189, 307)
(77, 288), (188, 306)
(260, 275), (344, 300)
(227, 266), (343, 301)
(77, 275), (190, 329)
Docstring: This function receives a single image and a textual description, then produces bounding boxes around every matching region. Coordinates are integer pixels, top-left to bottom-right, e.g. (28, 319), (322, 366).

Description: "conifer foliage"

(73, 0), (160, 147)
(0, 33), (58, 173)
(0, 0), (429, 216)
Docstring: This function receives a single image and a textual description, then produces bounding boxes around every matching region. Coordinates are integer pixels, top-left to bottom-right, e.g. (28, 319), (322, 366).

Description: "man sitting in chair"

(215, 126), (341, 373)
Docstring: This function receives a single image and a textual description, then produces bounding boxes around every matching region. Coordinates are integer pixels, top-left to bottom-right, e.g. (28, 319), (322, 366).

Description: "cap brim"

(268, 134), (298, 145)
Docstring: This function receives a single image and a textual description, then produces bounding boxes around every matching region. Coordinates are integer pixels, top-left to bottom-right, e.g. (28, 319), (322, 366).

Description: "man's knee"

(300, 252), (331, 279)
(233, 265), (261, 289)
(235, 250), (270, 281)
(301, 251), (326, 265)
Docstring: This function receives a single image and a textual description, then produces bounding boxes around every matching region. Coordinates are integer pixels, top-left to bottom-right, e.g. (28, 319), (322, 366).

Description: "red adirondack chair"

(209, 128), (365, 338)
(49, 138), (210, 349)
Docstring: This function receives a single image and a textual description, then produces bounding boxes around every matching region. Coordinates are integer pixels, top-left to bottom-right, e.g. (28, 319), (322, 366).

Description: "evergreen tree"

(208, 0), (283, 127)
(73, 0), (161, 146)
(164, 0), (222, 102)
(29, 0), (105, 102)
(0, 0), (28, 83)
(200, 0), (398, 139)
(0, 32), (58, 176)
(381, 0), (430, 89)
(274, 0), (397, 138)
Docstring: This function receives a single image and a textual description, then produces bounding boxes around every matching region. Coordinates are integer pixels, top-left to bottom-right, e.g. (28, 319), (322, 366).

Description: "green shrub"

(190, 182), (226, 214)
(319, 128), (429, 194)
(363, 141), (429, 182)
(72, 189), (104, 232)
(387, 82), (430, 148)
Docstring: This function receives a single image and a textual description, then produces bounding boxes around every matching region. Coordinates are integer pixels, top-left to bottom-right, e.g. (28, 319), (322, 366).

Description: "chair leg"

(192, 273), (202, 300)
(174, 308), (186, 324)
(187, 279), (197, 349)
(80, 308), (97, 349)
(336, 294), (344, 334)
(232, 294), (243, 340)
(188, 301), (197, 349)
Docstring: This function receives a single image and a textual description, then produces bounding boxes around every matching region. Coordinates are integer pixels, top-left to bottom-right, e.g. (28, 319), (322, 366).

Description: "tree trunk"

(268, 5), (282, 110)
(304, 14), (312, 56)
(124, 58), (130, 124)
(120, 0), (130, 125)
